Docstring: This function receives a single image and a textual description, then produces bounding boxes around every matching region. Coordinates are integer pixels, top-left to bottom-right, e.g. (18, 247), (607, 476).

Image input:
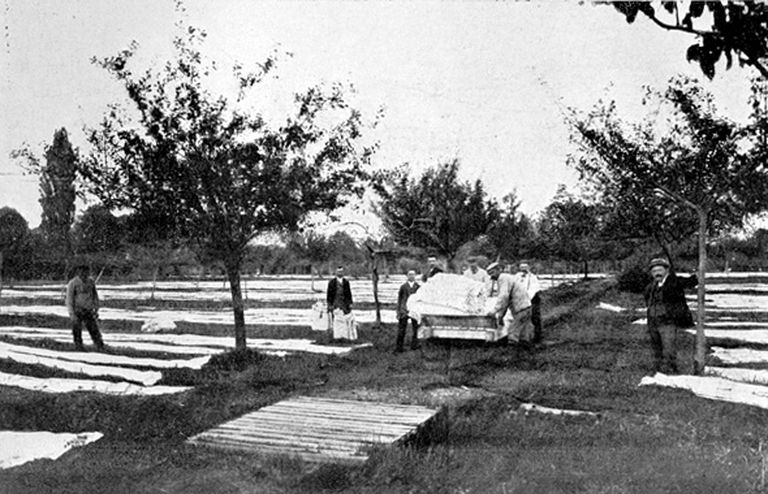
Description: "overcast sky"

(0, 0), (758, 231)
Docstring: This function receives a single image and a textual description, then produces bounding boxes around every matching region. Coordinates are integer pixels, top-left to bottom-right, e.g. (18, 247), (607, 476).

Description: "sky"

(0, 0), (759, 234)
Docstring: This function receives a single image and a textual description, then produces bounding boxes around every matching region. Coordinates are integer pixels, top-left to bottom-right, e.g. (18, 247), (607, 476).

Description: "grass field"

(2, 277), (768, 493)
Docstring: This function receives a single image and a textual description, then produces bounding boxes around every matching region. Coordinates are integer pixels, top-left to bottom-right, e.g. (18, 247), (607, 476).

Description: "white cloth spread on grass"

(0, 340), (210, 370)
(0, 344), (162, 385)
(711, 347), (768, 365)
(518, 403), (599, 418)
(0, 371), (190, 395)
(686, 329), (768, 345)
(704, 367), (768, 385)
(141, 317), (177, 333)
(0, 431), (103, 469)
(407, 273), (489, 320)
(1, 327), (371, 356)
(0, 304), (397, 325)
(596, 302), (626, 313)
(640, 373), (768, 410)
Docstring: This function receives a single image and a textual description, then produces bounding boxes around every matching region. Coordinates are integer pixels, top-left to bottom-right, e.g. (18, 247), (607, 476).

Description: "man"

(65, 264), (105, 351)
(422, 256), (444, 282)
(463, 256), (490, 284)
(486, 261), (534, 344)
(516, 261), (542, 343)
(644, 257), (698, 374)
(395, 269), (420, 352)
(327, 265), (354, 339)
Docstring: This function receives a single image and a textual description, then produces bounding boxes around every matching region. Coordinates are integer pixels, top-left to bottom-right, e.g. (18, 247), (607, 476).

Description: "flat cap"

(649, 257), (670, 269)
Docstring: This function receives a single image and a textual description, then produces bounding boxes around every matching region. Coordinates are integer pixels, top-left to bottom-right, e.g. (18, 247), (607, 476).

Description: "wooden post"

(693, 207), (708, 375)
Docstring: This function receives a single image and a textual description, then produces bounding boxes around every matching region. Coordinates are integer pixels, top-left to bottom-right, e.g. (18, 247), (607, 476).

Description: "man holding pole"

(644, 258), (697, 374)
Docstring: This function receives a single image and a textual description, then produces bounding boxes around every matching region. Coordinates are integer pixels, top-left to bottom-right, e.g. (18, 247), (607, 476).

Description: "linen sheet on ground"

(0, 431), (103, 469)
(640, 373), (768, 410)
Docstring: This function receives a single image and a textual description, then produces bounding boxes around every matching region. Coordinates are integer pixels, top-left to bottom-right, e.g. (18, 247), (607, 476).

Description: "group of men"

(70, 254), (697, 375)
(394, 257), (544, 352)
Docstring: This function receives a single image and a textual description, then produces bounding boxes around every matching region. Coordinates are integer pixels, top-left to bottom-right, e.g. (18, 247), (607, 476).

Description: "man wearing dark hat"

(395, 269), (420, 352)
(486, 261), (534, 344)
(644, 257), (698, 374)
(65, 264), (105, 351)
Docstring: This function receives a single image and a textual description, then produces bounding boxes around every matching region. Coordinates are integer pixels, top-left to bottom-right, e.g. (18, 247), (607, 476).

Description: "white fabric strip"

(0, 371), (190, 395)
(640, 373), (768, 410)
(0, 340), (210, 369)
(0, 345), (161, 385)
(0, 431), (103, 469)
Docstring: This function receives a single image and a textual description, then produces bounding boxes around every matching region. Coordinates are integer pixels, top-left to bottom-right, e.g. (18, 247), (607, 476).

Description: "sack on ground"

(310, 301), (330, 331)
(332, 309), (358, 340)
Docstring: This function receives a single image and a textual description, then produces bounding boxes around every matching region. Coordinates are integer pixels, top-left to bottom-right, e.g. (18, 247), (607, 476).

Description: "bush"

(617, 262), (651, 294)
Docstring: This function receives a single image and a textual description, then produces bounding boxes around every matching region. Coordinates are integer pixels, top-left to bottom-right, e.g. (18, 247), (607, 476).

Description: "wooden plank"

(192, 431), (369, 453)
(228, 415), (412, 436)
(190, 437), (367, 464)
(256, 404), (434, 423)
(290, 396), (437, 412)
(271, 398), (437, 417)
(188, 396), (440, 464)
(209, 423), (403, 444)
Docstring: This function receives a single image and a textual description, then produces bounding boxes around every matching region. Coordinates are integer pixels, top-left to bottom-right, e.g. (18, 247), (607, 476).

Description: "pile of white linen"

(407, 273), (491, 320)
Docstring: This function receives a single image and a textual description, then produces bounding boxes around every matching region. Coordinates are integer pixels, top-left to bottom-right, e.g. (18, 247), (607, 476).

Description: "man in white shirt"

(463, 256), (489, 284)
(516, 261), (542, 343)
(65, 264), (104, 351)
(486, 261), (534, 344)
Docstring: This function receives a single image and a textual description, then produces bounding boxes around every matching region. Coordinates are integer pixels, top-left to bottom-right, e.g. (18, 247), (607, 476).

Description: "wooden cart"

(417, 314), (508, 342)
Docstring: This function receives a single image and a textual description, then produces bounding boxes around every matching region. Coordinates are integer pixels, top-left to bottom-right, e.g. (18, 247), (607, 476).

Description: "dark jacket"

(644, 272), (698, 329)
(327, 277), (353, 314)
(397, 281), (420, 319)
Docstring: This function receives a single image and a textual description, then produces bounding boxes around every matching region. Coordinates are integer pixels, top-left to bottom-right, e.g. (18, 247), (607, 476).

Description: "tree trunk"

(693, 208), (708, 375)
(225, 259), (247, 351)
(150, 265), (159, 301)
(372, 256), (381, 327)
(583, 259), (589, 280)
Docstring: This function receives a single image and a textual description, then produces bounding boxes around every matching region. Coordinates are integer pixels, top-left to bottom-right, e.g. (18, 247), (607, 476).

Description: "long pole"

(693, 207), (708, 375)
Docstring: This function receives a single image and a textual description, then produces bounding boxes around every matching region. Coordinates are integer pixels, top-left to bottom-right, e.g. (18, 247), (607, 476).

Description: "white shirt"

(516, 272), (541, 301)
(463, 267), (490, 284)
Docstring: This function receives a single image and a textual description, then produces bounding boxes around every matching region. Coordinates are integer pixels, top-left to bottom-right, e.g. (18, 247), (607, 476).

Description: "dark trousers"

(648, 323), (678, 373)
(531, 294), (542, 342)
(72, 310), (104, 350)
(396, 317), (420, 351)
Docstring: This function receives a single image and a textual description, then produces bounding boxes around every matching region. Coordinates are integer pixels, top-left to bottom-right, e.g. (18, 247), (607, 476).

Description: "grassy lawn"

(2, 279), (768, 493)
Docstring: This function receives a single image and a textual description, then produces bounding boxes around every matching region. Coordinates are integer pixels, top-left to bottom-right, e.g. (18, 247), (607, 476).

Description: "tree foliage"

(373, 159), (499, 263)
(486, 192), (536, 261)
(72, 205), (124, 254)
(536, 186), (606, 277)
(570, 75), (768, 373)
(80, 22), (374, 349)
(608, 1), (768, 80)
(571, 76), (768, 229)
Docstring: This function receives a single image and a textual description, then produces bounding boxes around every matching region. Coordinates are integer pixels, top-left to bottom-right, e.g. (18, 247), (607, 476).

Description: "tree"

(12, 129), (78, 269)
(373, 159), (500, 265)
(0, 207), (29, 292)
(486, 192), (537, 261)
(72, 205), (124, 255)
(80, 23), (373, 350)
(536, 186), (606, 278)
(570, 75), (768, 374)
(607, 1), (768, 80)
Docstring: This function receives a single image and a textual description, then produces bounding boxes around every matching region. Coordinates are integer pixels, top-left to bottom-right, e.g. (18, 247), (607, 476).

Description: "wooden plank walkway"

(187, 396), (439, 464)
